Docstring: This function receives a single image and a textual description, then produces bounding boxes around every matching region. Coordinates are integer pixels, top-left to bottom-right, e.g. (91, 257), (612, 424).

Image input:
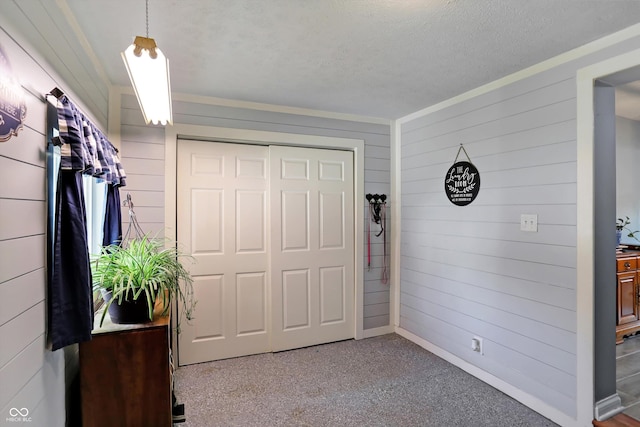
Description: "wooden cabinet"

(79, 311), (172, 427)
(616, 252), (640, 343)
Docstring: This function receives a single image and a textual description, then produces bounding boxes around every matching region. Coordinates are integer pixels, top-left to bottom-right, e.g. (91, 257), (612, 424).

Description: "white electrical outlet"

(520, 214), (538, 232)
(471, 336), (484, 355)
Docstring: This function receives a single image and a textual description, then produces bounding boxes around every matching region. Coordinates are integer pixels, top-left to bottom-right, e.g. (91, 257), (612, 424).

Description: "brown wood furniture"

(593, 412), (640, 426)
(617, 251), (640, 344)
(79, 309), (172, 427)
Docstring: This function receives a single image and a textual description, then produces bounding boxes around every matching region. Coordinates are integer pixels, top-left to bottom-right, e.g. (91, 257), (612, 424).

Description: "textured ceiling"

(64, 0), (640, 119)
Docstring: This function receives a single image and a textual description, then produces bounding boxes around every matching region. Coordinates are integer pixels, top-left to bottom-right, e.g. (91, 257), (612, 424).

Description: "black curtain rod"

(48, 87), (64, 99)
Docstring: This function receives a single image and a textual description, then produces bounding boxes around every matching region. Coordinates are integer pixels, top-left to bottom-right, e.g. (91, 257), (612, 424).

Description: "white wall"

(118, 93), (393, 331)
(0, 2), (111, 424)
(397, 28), (640, 426)
(0, 30), (64, 427)
(616, 116), (640, 244)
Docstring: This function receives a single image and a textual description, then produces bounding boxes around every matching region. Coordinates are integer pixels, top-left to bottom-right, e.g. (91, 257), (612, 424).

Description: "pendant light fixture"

(121, 0), (172, 125)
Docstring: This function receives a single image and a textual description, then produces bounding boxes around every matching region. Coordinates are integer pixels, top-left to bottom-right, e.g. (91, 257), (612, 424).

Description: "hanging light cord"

(145, 0), (149, 38)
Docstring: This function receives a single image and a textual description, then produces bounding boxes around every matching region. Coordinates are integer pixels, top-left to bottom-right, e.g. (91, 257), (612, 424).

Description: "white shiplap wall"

(0, 0), (110, 127)
(0, 32), (64, 427)
(398, 33), (640, 421)
(119, 94), (392, 331)
(0, 2), (111, 423)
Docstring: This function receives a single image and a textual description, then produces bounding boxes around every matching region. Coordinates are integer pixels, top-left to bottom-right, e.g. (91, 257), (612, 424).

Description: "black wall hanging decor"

(366, 193), (386, 236)
(366, 193), (389, 284)
(444, 144), (480, 206)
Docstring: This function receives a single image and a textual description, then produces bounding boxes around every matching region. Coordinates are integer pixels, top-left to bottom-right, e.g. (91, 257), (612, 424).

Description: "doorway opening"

(611, 77), (640, 419)
(578, 51), (640, 423)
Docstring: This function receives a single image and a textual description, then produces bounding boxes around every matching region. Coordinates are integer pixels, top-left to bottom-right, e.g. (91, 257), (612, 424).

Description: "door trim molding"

(165, 124), (366, 341)
(576, 48), (640, 426)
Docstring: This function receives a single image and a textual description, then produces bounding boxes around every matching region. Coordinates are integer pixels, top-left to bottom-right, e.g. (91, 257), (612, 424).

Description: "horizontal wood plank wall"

(120, 95), (391, 330)
(0, 0), (110, 128)
(0, 29), (63, 426)
(119, 120), (167, 240)
(0, 0), (111, 421)
(399, 34), (640, 419)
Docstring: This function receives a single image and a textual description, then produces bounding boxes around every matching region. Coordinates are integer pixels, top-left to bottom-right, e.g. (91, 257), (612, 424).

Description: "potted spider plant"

(91, 235), (196, 328)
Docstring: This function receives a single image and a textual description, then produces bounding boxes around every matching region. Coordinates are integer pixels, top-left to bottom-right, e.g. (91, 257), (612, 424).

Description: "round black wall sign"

(444, 161), (480, 206)
(0, 44), (27, 143)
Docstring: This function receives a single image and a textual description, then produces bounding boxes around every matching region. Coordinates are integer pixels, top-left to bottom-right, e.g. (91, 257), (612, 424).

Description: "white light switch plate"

(520, 214), (538, 232)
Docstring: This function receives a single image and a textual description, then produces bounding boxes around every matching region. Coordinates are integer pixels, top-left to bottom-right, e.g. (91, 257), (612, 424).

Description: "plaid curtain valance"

(55, 95), (126, 187)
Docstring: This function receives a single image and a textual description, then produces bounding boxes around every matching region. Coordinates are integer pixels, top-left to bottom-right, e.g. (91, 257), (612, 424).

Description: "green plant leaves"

(91, 235), (196, 328)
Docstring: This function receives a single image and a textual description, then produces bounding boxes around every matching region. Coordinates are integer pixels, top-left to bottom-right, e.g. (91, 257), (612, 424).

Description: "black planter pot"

(102, 290), (153, 324)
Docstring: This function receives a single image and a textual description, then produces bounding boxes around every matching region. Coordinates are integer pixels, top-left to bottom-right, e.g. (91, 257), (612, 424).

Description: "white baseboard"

(395, 327), (580, 427)
(594, 394), (624, 421)
(360, 324), (394, 339)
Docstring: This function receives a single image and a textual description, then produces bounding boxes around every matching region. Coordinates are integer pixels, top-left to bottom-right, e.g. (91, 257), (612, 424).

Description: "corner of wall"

(390, 120), (401, 328)
(108, 86), (123, 151)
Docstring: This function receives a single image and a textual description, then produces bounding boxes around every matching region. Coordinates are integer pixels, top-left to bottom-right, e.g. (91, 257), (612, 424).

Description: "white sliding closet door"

(177, 140), (354, 365)
(270, 146), (354, 351)
(177, 140), (270, 364)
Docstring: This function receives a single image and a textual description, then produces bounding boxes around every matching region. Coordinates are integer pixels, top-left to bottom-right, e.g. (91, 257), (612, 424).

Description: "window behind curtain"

(47, 101), (109, 311)
(82, 176), (107, 257)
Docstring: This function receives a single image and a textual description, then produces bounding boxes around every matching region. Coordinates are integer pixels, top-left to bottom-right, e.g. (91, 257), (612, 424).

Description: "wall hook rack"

(366, 193), (387, 232)
(366, 193), (389, 284)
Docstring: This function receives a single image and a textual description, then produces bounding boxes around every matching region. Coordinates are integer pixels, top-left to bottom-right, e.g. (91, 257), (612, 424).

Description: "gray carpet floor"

(174, 333), (558, 427)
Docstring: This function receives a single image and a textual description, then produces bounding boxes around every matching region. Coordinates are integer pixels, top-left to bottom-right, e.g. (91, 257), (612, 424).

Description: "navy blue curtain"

(103, 184), (122, 246)
(47, 93), (126, 350)
(49, 170), (93, 350)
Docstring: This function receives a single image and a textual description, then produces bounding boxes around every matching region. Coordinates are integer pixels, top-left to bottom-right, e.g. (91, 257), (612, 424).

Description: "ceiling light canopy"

(121, 1), (172, 126)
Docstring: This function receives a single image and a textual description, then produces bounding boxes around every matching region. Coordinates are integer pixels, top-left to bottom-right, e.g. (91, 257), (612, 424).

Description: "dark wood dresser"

(79, 309), (172, 426)
(617, 251), (640, 344)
